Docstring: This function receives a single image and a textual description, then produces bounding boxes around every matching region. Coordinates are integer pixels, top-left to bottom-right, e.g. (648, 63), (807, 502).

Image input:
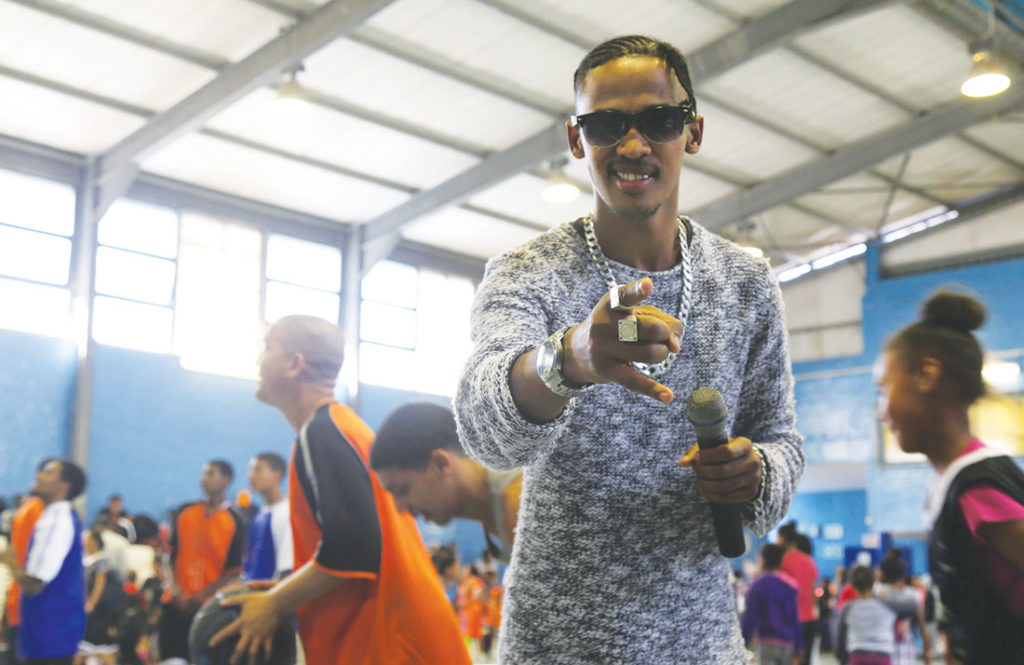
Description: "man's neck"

(593, 206), (681, 272)
(260, 486), (284, 506)
(205, 493), (225, 511)
(40, 495), (65, 508)
(280, 386), (336, 433)
(456, 460), (497, 532)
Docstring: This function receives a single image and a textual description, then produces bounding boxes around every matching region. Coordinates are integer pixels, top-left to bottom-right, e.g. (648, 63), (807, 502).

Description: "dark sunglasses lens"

(581, 112), (628, 147)
(639, 106), (688, 143)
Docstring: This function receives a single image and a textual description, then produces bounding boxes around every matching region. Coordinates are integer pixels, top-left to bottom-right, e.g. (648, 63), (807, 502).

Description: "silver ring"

(617, 315), (639, 343)
(608, 285), (631, 312)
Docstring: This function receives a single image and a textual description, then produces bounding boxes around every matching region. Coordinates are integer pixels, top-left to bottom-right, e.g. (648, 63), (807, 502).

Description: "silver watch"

(536, 325), (593, 399)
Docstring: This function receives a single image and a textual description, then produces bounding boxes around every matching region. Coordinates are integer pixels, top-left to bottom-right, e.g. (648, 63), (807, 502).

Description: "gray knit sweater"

(454, 219), (805, 664)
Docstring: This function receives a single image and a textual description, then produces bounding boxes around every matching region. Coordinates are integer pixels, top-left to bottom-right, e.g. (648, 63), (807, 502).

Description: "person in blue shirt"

(1, 458), (86, 665)
(242, 452), (293, 582)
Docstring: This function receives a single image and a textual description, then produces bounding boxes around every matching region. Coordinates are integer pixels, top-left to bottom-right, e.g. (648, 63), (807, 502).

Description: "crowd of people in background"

(737, 522), (941, 665)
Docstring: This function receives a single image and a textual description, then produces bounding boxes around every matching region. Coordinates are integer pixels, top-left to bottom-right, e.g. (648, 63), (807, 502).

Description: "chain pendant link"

(581, 214), (692, 378)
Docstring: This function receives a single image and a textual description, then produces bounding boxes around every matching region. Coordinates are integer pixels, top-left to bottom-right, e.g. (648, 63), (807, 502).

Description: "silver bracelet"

(752, 444), (770, 503)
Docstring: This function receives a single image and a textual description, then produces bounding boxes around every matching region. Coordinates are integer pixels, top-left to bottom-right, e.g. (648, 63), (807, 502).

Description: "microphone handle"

(696, 433), (746, 558)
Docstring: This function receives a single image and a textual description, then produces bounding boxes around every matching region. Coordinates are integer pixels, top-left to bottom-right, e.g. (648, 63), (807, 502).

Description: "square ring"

(617, 315), (639, 343)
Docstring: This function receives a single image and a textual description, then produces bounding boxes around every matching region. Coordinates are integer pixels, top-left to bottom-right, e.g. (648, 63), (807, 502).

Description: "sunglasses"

(571, 103), (696, 148)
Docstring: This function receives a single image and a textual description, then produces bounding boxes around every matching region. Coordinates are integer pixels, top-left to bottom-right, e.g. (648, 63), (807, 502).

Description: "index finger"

(606, 362), (674, 404)
(612, 278), (654, 309)
(210, 617), (242, 647)
(219, 592), (256, 607)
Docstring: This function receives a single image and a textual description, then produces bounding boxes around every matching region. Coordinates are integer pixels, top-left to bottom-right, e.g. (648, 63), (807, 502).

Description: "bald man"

(212, 315), (468, 665)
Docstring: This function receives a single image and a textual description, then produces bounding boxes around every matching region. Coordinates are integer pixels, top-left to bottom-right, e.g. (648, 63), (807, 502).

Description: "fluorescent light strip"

(778, 264), (811, 283)
(777, 205), (964, 284)
(811, 243), (866, 270)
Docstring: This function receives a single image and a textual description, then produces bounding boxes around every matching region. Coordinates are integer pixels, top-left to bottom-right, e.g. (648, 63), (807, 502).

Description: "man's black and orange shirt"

(289, 402), (468, 665)
(169, 501), (245, 598)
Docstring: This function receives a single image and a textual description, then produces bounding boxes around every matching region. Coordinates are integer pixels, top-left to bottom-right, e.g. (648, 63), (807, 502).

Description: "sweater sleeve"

(454, 248), (577, 469)
(736, 262), (806, 534)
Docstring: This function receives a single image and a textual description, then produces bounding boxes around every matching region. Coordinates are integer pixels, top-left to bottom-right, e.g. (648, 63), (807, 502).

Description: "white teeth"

(617, 172), (650, 181)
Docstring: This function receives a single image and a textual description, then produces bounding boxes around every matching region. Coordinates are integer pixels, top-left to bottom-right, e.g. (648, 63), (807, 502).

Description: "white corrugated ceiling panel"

(961, 118), (1024, 176)
(882, 199), (1024, 269)
(0, 75), (143, 153)
(795, 174), (939, 230)
(700, 49), (909, 149)
(364, 0), (583, 109)
(874, 136), (1022, 204)
(205, 89), (478, 190)
(745, 206), (841, 252)
(677, 168), (739, 212)
(704, 0), (790, 19)
(64, 0), (290, 62)
(0, 2), (214, 111)
(402, 206), (542, 259)
(467, 173), (594, 228)
(302, 38), (554, 152)
(492, 0), (735, 54)
(696, 99), (820, 182)
(140, 134), (408, 222)
(793, 4), (968, 111)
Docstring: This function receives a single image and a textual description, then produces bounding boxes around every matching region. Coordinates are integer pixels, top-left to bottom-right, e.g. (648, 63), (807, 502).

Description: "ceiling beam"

(691, 85), (1024, 230)
(93, 0), (398, 215)
(359, 0), (881, 247)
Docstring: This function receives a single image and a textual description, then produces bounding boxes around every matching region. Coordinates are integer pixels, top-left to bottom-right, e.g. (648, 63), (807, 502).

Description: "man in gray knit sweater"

(454, 36), (805, 664)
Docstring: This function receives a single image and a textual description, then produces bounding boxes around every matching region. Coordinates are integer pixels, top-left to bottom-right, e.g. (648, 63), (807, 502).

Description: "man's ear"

(287, 352), (307, 378)
(685, 116), (704, 155)
(915, 357), (942, 393)
(567, 120), (585, 159)
(430, 449), (455, 476)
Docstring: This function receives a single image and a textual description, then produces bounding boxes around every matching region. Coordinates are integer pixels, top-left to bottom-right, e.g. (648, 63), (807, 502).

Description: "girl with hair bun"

(876, 290), (1024, 664)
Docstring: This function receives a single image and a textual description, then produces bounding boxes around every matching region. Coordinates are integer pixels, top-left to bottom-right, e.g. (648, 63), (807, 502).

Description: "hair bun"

(921, 290), (986, 333)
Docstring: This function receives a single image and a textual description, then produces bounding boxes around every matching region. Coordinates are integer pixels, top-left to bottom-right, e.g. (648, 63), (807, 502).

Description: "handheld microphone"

(686, 387), (746, 558)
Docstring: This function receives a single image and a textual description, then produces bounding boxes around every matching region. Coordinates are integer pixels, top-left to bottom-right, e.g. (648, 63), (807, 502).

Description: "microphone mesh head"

(687, 387), (727, 425)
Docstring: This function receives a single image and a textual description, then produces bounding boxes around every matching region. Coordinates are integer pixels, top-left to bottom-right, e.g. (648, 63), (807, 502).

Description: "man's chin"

(610, 202), (661, 222)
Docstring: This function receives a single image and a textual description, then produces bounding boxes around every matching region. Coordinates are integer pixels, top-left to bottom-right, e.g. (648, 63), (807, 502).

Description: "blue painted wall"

(784, 490), (870, 578)
(0, 329), (77, 499)
(87, 344), (294, 521)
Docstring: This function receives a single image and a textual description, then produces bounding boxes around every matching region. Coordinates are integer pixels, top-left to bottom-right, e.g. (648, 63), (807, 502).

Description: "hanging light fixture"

(961, 6), (1011, 98)
(961, 50), (1011, 97)
(542, 159), (581, 204)
(274, 65), (313, 118)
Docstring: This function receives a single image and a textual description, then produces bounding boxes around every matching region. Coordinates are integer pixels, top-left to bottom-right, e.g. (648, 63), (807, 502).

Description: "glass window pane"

(266, 235), (341, 292)
(265, 281), (339, 325)
(359, 342), (417, 389)
(0, 170), (74, 236)
(0, 226), (71, 285)
(0, 278), (71, 338)
(360, 301), (416, 349)
(361, 260), (417, 308)
(92, 296), (173, 353)
(414, 270), (474, 397)
(94, 247), (176, 305)
(173, 215), (262, 377)
(99, 200), (178, 258)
